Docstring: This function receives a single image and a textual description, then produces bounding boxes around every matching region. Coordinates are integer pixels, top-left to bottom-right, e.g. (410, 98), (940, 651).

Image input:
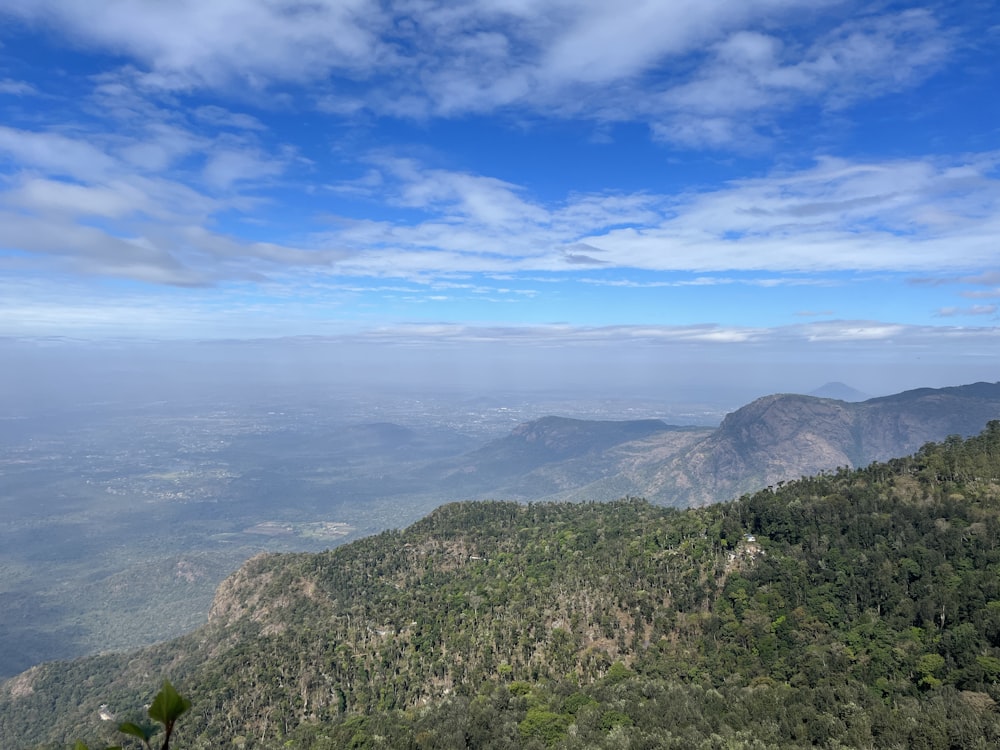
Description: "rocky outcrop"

(641, 382), (1000, 506)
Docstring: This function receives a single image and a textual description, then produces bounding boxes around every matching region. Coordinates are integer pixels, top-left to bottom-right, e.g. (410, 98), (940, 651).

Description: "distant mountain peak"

(808, 382), (870, 401)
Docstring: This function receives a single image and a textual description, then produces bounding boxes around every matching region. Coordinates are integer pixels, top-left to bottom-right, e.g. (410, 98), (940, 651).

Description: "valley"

(0, 388), (722, 678)
(2, 382), (999, 682)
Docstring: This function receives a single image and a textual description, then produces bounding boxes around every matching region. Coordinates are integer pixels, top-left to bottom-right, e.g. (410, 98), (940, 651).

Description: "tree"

(75, 681), (190, 750)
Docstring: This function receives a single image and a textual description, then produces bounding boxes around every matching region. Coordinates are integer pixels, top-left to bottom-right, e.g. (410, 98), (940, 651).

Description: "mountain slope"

(419, 417), (710, 499)
(4, 422), (1000, 749)
(640, 381), (1000, 505)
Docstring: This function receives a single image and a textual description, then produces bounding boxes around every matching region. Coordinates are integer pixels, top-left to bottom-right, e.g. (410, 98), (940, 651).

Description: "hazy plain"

(3, 334), (996, 678)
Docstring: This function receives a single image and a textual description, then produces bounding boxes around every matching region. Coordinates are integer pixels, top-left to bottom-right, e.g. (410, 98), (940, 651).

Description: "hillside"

(4, 422), (1000, 749)
(421, 417), (710, 500)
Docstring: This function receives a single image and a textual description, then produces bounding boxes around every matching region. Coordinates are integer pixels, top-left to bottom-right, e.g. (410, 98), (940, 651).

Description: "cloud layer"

(2, 2), (953, 132)
(0, 0), (996, 344)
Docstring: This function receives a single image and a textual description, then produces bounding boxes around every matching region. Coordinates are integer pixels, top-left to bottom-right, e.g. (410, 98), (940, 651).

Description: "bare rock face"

(854, 383), (1000, 461)
(640, 395), (855, 506)
(703, 395), (853, 477)
(208, 553), (278, 628)
(643, 382), (1000, 506)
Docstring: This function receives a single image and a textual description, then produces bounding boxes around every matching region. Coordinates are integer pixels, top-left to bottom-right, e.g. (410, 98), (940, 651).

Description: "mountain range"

(425, 381), (1000, 506)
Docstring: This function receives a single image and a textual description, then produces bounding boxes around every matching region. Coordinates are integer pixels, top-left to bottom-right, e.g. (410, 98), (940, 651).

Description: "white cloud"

(651, 9), (951, 147)
(0, 6), (989, 291)
(378, 158), (549, 227)
(0, 210), (206, 285)
(268, 320), (1000, 356)
(0, 0), (955, 138)
(810, 10), (950, 103)
(118, 123), (208, 172)
(2, 85), (997, 289)
(910, 271), (1000, 293)
(309, 152), (1000, 277)
(578, 275), (832, 288)
(962, 290), (1000, 300)
(539, 0), (737, 86)
(0, 198), (349, 286)
(652, 115), (761, 150)
(6, 178), (146, 219)
(0, 73), (332, 286)
(2, 0), (385, 90)
(574, 154), (1000, 273)
(802, 322), (906, 341)
(0, 1), (992, 372)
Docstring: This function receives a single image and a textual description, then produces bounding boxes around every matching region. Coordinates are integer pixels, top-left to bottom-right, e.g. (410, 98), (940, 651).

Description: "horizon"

(1, 333), (997, 422)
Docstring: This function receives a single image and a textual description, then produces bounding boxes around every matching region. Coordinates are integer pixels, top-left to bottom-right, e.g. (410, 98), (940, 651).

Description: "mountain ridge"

(430, 381), (1000, 507)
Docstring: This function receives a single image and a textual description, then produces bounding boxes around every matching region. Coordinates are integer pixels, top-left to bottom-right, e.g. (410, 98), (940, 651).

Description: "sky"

(0, 0), (998, 399)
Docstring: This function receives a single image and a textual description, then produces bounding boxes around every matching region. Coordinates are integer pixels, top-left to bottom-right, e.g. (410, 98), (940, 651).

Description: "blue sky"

(0, 1), (998, 395)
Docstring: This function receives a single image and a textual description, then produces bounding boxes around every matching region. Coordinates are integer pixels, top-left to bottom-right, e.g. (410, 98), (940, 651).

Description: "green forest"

(3, 422), (1000, 749)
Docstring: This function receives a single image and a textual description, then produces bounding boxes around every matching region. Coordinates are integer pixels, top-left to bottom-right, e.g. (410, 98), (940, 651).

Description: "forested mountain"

(4, 422), (1000, 749)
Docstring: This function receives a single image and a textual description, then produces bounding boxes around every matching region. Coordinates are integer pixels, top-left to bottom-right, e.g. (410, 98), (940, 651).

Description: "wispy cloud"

(911, 270), (1000, 287)
(280, 319), (1000, 352)
(3, 102), (998, 288)
(310, 152), (1000, 277)
(0, 125), (119, 180)
(961, 289), (1000, 300)
(935, 305), (998, 317)
(2, 0), (387, 91)
(192, 105), (265, 131)
(0, 2), (982, 287)
(578, 276), (834, 288)
(0, 1), (955, 141)
(651, 10), (950, 147)
(0, 78), (36, 95)
(202, 147), (287, 190)
(0, 76), (341, 286)
(571, 154), (1000, 273)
